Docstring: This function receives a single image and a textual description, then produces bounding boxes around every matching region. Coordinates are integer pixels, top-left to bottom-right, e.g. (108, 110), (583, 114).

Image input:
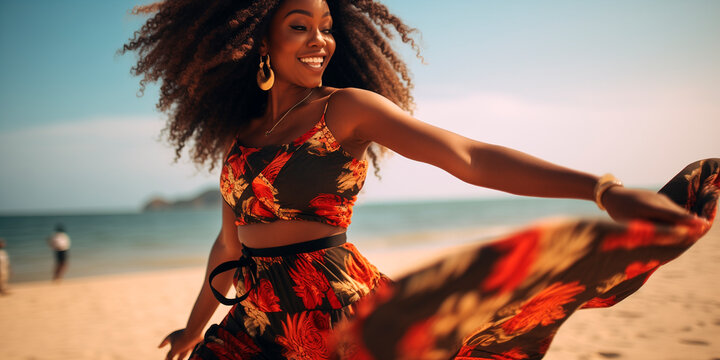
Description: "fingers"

(160, 332), (177, 360)
(166, 347), (183, 360)
(166, 349), (175, 360)
(158, 335), (169, 348)
(165, 346), (190, 360)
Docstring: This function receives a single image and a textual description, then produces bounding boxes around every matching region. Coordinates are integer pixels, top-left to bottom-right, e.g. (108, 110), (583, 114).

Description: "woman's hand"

(602, 186), (706, 225)
(158, 328), (203, 360)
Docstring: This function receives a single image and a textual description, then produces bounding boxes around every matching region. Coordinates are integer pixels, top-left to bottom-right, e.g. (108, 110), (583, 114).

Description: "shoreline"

(1, 198), (605, 284)
(4, 223), (513, 285)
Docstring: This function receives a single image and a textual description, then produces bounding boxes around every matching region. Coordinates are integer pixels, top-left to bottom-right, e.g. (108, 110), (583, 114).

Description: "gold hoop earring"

(256, 55), (274, 91)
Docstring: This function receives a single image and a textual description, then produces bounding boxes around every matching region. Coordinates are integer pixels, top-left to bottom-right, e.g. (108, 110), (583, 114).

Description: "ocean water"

(0, 197), (604, 283)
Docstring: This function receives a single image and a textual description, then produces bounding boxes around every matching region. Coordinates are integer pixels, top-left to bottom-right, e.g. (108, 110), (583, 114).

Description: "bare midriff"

(236, 220), (346, 249)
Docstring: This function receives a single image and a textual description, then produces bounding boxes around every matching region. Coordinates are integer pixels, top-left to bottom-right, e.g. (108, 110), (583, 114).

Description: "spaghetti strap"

(322, 89), (340, 118)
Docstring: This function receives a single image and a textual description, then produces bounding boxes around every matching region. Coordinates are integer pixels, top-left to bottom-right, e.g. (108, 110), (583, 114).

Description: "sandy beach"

(1, 225), (719, 360)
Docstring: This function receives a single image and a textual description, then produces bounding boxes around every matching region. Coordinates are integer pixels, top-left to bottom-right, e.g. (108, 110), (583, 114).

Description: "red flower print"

(241, 197), (275, 220)
(344, 250), (380, 287)
(203, 342), (235, 360)
(309, 194), (352, 227)
(501, 281), (585, 335)
(683, 167), (702, 210)
(304, 122), (340, 155)
(251, 176), (278, 211)
(261, 150), (293, 183)
(295, 251), (342, 309)
(482, 230), (540, 294)
(226, 153), (245, 179)
(299, 249), (326, 264)
(581, 295), (618, 309)
(326, 319), (377, 360)
(453, 346), (528, 360)
(337, 159), (368, 192)
(290, 258), (331, 309)
(326, 288), (343, 309)
(224, 146), (259, 185)
(236, 145), (260, 160)
(276, 311), (330, 359)
(310, 193), (341, 210)
(601, 221), (656, 251)
(247, 278), (281, 313)
(396, 316), (437, 359)
(254, 256), (284, 269)
(624, 260), (660, 280)
(220, 166), (235, 204)
(352, 158), (367, 176)
(454, 345), (476, 359)
(453, 346), (478, 360)
(220, 153), (251, 208)
(293, 124), (322, 147)
(204, 326), (261, 360)
(318, 132), (338, 151)
(305, 137), (331, 156)
(354, 280), (395, 319)
(491, 348), (529, 360)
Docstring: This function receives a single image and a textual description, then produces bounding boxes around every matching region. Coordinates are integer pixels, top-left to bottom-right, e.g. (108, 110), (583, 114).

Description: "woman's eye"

(290, 25), (307, 31)
(322, 28), (334, 34)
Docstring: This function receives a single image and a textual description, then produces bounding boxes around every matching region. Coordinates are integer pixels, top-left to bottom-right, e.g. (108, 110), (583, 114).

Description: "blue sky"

(0, 0), (718, 213)
(0, 1), (156, 130)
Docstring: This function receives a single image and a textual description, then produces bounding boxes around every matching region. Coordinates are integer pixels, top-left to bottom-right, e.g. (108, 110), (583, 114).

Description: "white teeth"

(299, 57), (324, 67)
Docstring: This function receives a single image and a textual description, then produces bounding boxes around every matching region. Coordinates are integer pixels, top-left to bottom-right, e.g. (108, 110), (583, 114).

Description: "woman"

(122, 0), (709, 359)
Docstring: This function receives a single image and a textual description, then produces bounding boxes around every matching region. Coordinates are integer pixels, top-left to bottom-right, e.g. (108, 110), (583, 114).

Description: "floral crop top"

(220, 97), (367, 228)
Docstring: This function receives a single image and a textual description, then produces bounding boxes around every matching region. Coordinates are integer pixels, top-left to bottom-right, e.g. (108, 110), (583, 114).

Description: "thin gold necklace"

(265, 89), (314, 136)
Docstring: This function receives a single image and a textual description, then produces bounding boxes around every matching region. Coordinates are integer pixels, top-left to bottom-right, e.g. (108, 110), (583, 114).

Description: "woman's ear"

(258, 38), (269, 56)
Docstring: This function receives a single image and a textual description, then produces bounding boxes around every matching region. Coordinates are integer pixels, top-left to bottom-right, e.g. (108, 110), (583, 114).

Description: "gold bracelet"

(594, 173), (623, 211)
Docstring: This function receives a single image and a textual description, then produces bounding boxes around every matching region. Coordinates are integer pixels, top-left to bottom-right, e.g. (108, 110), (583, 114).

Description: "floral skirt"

(191, 159), (719, 360)
(189, 236), (390, 359)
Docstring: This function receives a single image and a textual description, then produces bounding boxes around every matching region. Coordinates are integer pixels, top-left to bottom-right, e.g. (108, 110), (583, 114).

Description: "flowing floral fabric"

(193, 159), (718, 359)
(330, 159), (719, 359)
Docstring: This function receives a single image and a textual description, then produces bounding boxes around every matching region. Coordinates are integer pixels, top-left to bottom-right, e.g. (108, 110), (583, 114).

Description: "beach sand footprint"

(617, 311), (643, 319)
(678, 338), (710, 346)
(597, 351), (622, 358)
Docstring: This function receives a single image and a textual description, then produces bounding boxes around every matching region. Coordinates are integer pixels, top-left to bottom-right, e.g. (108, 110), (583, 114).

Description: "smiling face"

(262, 0), (336, 89)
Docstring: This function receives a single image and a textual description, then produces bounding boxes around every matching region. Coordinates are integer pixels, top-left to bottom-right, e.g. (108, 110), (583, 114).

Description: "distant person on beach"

(0, 238), (9, 295)
(122, 1), (711, 359)
(47, 224), (70, 282)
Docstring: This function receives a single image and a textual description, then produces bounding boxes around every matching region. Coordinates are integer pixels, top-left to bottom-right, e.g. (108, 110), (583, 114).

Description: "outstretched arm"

(159, 202), (244, 360)
(335, 88), (701, 225)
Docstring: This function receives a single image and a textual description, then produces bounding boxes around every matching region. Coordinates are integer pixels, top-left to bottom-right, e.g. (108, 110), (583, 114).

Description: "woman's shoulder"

(329, 87), (387, 104)
(326, 87), (400, 121)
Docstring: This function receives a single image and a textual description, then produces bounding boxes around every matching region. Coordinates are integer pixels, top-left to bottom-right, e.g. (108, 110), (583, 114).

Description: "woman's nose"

(307, 28), (327, 47)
